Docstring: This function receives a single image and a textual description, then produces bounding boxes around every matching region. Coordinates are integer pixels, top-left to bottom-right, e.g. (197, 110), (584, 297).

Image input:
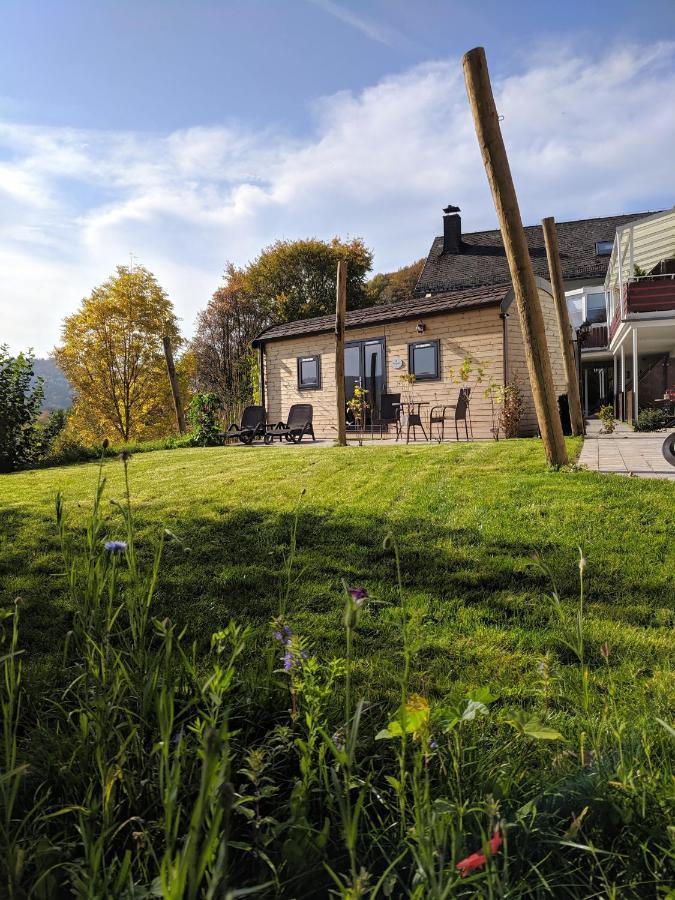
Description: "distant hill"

(32, 358), (74, 411)
(366, 258), (425, 305)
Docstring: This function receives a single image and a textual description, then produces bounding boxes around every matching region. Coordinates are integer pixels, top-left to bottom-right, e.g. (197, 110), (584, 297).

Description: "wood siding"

(505, 286), (568, 435)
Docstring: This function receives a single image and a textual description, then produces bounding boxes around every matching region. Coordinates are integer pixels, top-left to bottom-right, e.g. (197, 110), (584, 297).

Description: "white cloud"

(0, 42), (674, 354)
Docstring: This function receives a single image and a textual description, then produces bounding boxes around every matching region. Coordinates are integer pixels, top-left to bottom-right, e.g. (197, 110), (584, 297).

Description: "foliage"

(366, 258), (425, 305)
(54, 265), (183, 443)
(187, 392), (222, 446)
(32, 408), (68, 459)
(598, 404), (616, 434)
(498, 380), (525, 438)
(0, 447), (672, 896)
(346, 385), (369, 438)
(634, 407), (668, 432)
(0, 345), (44, 472)
(245, 237), (373, 323)
(192, 264), (267, 425)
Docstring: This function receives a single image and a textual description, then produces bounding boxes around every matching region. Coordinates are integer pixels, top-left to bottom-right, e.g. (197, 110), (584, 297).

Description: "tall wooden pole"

(542, 216), (585, 437)
(463, 47), (568, 466)
(335, 260), (347, 446)
(162, 335), (186, 435)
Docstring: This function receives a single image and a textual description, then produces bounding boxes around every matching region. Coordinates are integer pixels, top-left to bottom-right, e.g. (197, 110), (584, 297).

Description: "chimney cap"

(443, 204), (461, 214)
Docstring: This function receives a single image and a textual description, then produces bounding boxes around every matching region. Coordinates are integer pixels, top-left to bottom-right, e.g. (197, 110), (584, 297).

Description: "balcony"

(582, 324), (608, 350)
(626, 277), (675, 314)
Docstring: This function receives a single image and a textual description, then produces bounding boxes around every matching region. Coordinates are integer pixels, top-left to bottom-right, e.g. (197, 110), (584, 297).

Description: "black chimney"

(442, 204), (461, 253)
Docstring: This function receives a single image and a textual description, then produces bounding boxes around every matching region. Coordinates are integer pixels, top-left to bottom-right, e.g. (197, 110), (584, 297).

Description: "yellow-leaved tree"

(55, 265), (184, 443)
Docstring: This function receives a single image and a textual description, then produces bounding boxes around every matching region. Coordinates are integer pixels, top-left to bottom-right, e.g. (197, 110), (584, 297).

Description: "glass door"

(344, 338), (385, 428)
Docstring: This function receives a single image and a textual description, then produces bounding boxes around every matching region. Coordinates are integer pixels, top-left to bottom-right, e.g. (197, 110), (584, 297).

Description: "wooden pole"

(162, 335), (186, 435)
(542, 216), (585, 437)
(462, 47), (568, 466)
(335, 260), (347, 446)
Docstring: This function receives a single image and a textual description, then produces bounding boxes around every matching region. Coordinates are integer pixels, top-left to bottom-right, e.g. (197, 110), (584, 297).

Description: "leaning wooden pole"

(162, 335), (186, 435)
(463, 47), (568, 466)
(542, 216), (585, 437)
(335, 260), (347, 446)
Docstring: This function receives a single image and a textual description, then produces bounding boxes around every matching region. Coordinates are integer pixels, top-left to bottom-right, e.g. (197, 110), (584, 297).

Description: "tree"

(245, 237), (373, 323)
(55, 265), (183, 443)
(192, 264), (266, 423)
(0, 345), (44, 472)
(366, 258), (425, 305)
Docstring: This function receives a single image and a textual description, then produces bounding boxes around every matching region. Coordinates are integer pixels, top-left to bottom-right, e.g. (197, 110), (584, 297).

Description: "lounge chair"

(223, 405), (267, 445)
(265, 404), (315, 444)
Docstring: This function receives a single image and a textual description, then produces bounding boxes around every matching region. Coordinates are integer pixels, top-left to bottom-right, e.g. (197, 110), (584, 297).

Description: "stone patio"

(578, 419), (675, 480)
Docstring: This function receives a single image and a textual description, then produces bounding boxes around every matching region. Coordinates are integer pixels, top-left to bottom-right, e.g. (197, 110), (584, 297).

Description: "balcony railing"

(608, 274), (675, 343)
(582, 324), (608, 350)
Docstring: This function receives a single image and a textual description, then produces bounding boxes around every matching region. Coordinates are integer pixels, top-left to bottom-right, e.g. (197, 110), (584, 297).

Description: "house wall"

(505, 285), (568, 435)
(263, 306), (506, 440)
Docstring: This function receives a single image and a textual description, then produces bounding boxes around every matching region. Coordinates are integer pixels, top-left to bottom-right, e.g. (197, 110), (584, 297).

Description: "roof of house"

(415, 211), (655, 295)
(253, 282), (511, 345)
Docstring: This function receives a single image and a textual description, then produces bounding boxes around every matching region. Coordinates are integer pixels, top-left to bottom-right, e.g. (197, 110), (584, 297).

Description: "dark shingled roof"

(253, 283), (510, 345)
(415, 211), (655, 295)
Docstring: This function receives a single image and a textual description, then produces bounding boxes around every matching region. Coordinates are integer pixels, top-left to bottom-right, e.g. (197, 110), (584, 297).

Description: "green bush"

(42, 432), (195, 467)
(598, 404), (616, 434)
(0, 345), (44, 472)
(187, 391), (222, 446)
(634, 407), (668, 432)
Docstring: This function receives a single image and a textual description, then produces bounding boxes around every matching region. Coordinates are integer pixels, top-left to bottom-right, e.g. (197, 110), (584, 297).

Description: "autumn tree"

(55, 265), (183, 443)
(192, 264), (267, 422)
(367, 258), (425, 305)
(245, 237), (373, 323)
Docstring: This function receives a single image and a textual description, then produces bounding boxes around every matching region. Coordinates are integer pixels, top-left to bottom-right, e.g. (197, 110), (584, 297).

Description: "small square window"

(297, 355), (321, 390)
(408, 340), (440, 380)
(595, 240), (613, 256)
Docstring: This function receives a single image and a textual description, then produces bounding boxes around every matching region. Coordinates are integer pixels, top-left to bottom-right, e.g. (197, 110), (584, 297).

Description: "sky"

(1, 0), (674, 355)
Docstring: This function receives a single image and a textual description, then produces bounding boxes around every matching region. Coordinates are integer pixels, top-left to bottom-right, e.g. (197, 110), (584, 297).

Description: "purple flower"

(283, 647), (308, 672)
(429, 739), (438, 750)
(348, 587), (368, 607)
(105, 540), (127, 553)
(273, 624), (293, 645)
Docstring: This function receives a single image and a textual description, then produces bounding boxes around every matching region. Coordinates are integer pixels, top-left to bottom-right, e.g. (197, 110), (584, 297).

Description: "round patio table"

(393, 401), (429, 443)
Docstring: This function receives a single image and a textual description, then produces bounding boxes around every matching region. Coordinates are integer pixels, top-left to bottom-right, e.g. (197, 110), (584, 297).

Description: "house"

(252, 205), (673, 438)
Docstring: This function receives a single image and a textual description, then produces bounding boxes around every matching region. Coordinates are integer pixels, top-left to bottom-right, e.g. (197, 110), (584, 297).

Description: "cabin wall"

(505, 285), (568, 435)
(263, 306), (505, 439)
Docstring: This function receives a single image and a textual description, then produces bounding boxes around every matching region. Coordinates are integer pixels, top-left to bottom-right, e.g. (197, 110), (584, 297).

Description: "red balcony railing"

(626, 278), (675, 314)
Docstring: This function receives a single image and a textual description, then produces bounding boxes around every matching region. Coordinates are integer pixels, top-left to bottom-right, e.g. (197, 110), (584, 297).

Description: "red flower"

(456, 830), (503, 877)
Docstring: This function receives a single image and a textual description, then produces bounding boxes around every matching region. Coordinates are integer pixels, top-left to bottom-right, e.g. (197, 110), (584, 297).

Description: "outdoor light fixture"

(416, 320), (426, 334)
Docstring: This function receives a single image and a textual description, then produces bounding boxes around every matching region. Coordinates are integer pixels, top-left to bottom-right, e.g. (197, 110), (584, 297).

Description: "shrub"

(187, 392), (222, 446)
(499, 380), (525, 438)
(598, 404), (616, 434)
(634, 407), (668, 432)
(0, 345), (44, 472)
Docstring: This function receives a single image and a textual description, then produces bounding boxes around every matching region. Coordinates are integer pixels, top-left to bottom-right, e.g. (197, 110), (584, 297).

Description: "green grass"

(1, 438), (674, 896)
(1, 437), (672, 700)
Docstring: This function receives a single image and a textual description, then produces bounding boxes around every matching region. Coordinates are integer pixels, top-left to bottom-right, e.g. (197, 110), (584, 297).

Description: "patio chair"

(265, 404), (316, 444)
(223, 405), (267, 445)
(430, 388), (472, 442)
(370, 392), (401, 439)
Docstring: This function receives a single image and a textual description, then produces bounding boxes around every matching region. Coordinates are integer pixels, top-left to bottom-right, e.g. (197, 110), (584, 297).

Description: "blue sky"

(1, 0), (674, 353)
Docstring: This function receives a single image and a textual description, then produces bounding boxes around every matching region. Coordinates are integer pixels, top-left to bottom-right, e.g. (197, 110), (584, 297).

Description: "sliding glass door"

(344, 338), (385, 427)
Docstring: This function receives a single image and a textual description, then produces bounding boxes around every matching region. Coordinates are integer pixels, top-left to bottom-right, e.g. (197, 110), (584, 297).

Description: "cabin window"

(585, 292), (607, 324)
(297, 355), (321, 390)
(408, 340), (440, 380)
(595, 240), (613, 256)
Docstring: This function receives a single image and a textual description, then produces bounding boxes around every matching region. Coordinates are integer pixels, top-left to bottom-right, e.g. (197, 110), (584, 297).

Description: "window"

(297, 355), (321, 390)
(595, 240), (613, 256)
(408, 340), (440, 380)
(585, 292), (607, 324)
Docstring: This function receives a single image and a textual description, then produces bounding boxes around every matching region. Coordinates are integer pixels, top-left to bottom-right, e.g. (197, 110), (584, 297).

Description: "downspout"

(258, 343), (266, 409)
(500, 311), (509, 382)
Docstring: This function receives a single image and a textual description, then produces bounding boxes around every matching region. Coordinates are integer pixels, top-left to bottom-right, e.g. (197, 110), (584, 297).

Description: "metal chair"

(430, 388), (472, 442)
(453, 388), (472, 441)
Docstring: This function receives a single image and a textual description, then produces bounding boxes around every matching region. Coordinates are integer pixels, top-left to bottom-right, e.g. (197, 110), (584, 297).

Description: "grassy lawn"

(0, 438), (673, 896)
(1, 438), (672, 698)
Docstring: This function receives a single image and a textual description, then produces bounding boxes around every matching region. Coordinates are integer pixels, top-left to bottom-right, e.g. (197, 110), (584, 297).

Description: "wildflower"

(102, 438), (109, 449)
(332, 729), (346, 752)
(283, 648), (307, 672)
(104, 540), (127, 553)
(429, 739), (438, 750)
(348, 586), (368, 607)
(456, 829), (503, 877)
(118, 449), (132, 462)
(272, 624), (293, 645)
(600, 641), (610, 661)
